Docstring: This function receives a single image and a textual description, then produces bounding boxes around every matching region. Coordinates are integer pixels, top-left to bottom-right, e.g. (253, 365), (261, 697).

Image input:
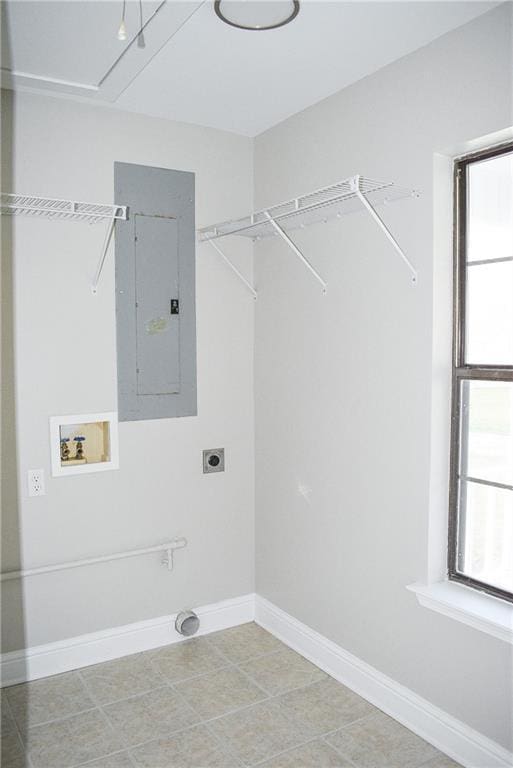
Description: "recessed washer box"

(49, 412), (119, 477)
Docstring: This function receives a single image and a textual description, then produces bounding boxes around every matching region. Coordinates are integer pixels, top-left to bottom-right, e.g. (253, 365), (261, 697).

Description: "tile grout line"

(74, 746), (136, 768)
(147, 635), (236, 680)
(416, 755), (456, 768)
(171, 683), (273, 727)
(251, 734), (325, 767)
(249, 709), (388, 768)
(318, 724), (376, 768)
(103, 721), (234, 765)
(15, 704), (100, 734)
(231, 658), (281, 699)
(152, 676), (206, 730)
(318, 717), (447, 768)
(2, 689), (36, 768)
(202, 633), (289, 670)
(155, 639), (261, 730)
(202, 719), (248, 767)
(215, 662), (328, 763)
(205, 635), (286, 666)
(76, 668), (140, 767)
(251, 732), (350, 768)
(231, 663), (328, 710)
(165, 671), (269, 754)
(79, 665), (200, 766)
(316, 739), (361, 768)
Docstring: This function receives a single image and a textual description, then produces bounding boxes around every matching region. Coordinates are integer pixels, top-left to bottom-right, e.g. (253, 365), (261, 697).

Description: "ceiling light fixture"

(117, 0), (127, 41)
(214, 0), (300, 31)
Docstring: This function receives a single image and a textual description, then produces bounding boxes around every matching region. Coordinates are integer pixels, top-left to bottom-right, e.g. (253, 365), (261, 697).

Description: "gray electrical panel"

(115, 162), (197, 421)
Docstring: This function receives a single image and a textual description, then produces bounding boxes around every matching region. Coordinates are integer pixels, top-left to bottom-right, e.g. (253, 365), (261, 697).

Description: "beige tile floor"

(1, 623), (462, 768)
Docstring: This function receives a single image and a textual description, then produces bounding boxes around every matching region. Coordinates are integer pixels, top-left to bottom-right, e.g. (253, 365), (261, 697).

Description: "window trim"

(448, 141), (513, 604)
(407, 580), (513, 645)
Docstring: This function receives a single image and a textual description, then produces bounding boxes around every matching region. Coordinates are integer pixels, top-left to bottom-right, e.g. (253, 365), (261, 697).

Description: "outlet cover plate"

(28, 469), (45, 497)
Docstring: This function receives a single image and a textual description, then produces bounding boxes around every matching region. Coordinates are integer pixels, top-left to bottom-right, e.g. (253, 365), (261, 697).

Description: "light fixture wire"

(138, 0), (146, 47)
(117, 0), (127, 40)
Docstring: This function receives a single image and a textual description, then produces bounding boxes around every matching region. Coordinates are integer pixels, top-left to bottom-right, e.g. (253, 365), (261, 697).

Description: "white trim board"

(0, 2), (203, 103)
(255, 595), (513, 768)
(407, 581), (513, 645)
(0, 593), (255, 687)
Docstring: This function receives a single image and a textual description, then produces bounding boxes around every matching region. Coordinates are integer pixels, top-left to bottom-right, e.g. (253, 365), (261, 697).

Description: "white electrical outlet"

(28, 469), (45, 497)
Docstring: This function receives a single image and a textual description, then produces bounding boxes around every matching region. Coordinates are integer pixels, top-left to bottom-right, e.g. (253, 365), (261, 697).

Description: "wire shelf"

(0, 194), (128, 224)
(198, 175), (418, 242)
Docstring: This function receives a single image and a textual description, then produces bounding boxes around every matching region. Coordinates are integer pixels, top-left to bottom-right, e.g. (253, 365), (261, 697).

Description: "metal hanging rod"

(0, 537), (187, 581)
(0, 193), (128, 294)
(198, 174), (419, 295)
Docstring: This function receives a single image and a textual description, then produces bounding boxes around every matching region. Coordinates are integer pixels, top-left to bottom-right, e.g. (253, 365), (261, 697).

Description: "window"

(449, 143), (513, 603)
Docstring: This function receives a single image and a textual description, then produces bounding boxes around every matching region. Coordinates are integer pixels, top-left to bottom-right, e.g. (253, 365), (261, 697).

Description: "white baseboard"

(255, 595), (513, 768)
(1, 593), (255, 687)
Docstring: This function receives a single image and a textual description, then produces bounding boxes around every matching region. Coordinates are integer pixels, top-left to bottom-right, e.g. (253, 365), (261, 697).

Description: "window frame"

(449, 141), (513, 604)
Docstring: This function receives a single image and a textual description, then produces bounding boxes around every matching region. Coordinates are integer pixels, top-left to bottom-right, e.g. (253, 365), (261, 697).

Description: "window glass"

(468, 152), (513, 262)
(466, 261), (513, 365)
(461, 380), (513, 487)
(459, 481), (513, 594)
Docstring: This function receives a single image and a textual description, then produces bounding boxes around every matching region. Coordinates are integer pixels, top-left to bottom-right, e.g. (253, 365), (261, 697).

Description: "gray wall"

(1, 90), (255, 651)
(254, 5), (513, 751)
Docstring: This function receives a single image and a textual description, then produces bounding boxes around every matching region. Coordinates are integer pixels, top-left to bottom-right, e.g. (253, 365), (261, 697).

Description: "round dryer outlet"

(203, 448), (225, 473)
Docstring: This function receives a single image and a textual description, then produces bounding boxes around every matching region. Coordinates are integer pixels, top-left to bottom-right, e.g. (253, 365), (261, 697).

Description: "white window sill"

(407, 580), (513, 644)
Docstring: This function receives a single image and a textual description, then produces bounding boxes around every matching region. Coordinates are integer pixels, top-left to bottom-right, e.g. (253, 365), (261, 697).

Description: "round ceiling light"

(214, 1), (300, 31)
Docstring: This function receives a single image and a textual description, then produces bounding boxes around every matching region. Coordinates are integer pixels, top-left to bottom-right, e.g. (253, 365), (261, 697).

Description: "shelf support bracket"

(91, 217), (117, 295)
(207, 239), (257, 300)
(351, 175), (417, 285)
(162, 547), (175, 571)
(263, 211), (327, 294)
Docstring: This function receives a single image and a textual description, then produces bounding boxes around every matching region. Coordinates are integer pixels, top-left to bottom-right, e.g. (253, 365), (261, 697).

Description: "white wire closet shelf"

(198, 174), (419, 296)
(1, 193), (128, 293)
(1, 194), (127, 224)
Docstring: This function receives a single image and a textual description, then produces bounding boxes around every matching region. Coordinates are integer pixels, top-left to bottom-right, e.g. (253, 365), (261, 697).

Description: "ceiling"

(1, 0), (499, 136)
